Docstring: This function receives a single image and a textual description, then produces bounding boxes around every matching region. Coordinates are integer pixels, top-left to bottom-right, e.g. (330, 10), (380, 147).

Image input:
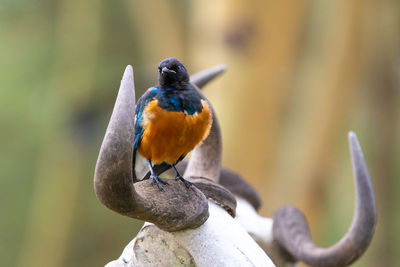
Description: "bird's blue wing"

(133, 87), (158, 151)
(132, 87), (158, 181)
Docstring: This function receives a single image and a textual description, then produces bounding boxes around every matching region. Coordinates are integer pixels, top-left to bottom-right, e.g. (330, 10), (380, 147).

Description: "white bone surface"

(106, 201), (275, 267)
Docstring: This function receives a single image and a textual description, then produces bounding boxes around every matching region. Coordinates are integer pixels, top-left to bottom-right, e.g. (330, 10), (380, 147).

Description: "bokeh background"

(1, 0), (399, 266)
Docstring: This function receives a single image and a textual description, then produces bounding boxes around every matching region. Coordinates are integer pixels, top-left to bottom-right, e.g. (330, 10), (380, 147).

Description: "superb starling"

(133, 58), (213, 190)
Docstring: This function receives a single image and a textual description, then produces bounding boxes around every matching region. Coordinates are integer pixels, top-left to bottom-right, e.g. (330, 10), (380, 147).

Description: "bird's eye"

(158, 67), (162, 72)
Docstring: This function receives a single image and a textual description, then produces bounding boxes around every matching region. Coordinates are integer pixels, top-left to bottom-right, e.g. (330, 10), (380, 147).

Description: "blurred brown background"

(1, 0), (399, 266)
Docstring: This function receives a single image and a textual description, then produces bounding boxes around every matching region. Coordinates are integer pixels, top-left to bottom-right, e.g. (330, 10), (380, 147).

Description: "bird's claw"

(175, 175), (193, 188)
(150, 175), (169, 190)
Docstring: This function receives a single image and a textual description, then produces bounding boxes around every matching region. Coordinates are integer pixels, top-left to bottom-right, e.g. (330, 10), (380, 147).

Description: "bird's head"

(158, 58), (189, 87)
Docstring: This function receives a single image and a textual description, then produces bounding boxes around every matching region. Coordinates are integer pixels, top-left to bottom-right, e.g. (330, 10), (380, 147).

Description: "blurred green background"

(1, 0), (399, 266)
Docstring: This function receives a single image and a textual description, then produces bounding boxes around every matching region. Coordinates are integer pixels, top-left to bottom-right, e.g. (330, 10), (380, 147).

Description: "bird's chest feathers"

(138, 99), (212, 164)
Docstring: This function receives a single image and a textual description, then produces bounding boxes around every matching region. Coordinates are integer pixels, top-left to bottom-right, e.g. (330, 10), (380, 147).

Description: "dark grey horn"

(183, 66), (227, 184)
(94, 65), (226, 232)
(190, 64), (227, 89)
(177, 161), (262, 211)
(272, 131), (377, 266)
(184, 65), (238, 217)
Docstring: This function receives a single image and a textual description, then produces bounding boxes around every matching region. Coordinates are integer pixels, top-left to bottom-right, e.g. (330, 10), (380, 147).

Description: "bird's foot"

(150, 175), (169, 191)
(175, 175), (193, 188)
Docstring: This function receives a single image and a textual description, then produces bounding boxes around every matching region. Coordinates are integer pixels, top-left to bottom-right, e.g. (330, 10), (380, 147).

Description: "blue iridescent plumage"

(133, 87), (158, 152)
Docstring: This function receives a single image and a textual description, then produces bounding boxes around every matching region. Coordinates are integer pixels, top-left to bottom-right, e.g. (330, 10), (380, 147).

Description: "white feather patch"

(134, 151), (149, 179)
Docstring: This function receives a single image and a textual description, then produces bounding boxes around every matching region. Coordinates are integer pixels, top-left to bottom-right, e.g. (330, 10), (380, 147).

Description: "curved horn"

(218, 167), (262, 211)
(94, 66), (209, 232)
(183, 92), (221, 183)
(183, 67), (226, 184)
(183, 65), (238, 216)
(272, 131), (377, 266)
(178, 161), (261, 211)
(190, 64), (227, 89)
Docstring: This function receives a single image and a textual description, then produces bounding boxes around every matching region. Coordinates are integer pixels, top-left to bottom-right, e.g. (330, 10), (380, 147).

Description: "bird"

(132, 58), (213, 190)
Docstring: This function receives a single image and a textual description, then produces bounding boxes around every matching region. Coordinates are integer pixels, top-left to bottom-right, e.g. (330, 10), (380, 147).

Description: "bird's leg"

(172, 164), (192, 188)
(147, 160), (168, 190)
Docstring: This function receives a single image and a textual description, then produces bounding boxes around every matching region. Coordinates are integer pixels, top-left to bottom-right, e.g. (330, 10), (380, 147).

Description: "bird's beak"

(161, 67), (176, 74)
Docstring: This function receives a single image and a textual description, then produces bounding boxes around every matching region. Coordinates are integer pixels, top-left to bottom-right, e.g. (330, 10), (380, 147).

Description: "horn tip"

(348, 130), (357, 144)
(122, 65), (134, 84)
(125, 64), (133, 74)
(190, 64), (227, 89)
(215, 64), (228, 72)
(348, 131), (364, 158)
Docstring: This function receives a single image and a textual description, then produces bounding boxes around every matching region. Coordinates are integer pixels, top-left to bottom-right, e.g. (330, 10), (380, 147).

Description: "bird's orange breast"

(138, 99), (212, 165)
